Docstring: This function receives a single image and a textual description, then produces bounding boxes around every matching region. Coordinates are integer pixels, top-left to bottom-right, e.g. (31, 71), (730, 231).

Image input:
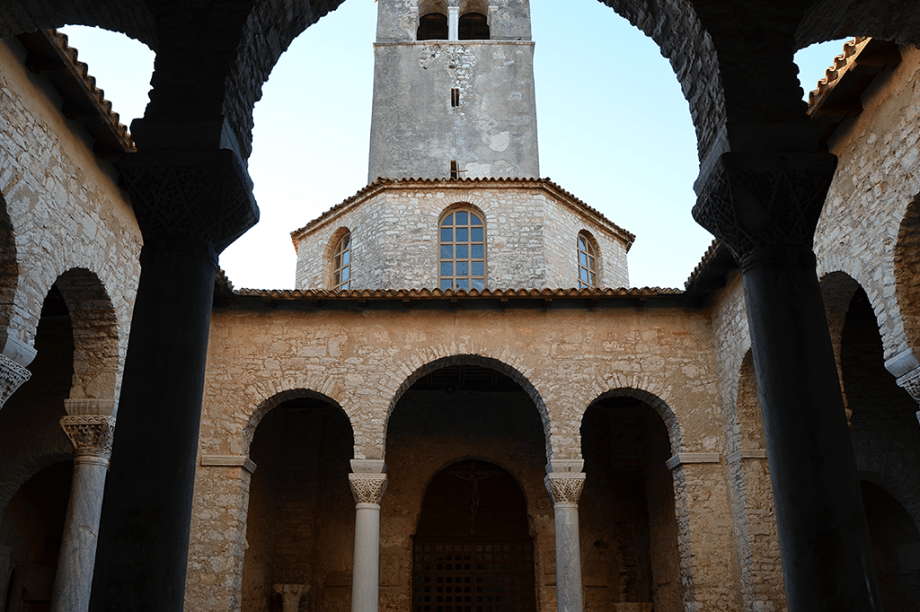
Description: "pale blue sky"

(60, 0), (845, 290)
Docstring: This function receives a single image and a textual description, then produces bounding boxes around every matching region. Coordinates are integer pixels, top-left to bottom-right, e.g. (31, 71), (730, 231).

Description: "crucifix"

(451, 461), (501, 534)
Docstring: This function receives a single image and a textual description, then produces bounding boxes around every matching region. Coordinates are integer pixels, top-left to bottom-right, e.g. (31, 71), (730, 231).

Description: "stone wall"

(368, 40), (538, 182)
(187, 296), (737, 610)
(0, 38), (142, 390)
(814, 45), (920, 361)
(294, 182), (630, 290)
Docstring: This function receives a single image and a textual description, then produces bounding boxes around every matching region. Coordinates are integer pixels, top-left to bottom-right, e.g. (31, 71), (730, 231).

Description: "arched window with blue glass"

(577, 230), (598, 289)
(439, 208), (486, 291)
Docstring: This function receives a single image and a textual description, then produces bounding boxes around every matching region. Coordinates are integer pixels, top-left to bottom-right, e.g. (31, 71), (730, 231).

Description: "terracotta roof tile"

(228, 285), (682, 300)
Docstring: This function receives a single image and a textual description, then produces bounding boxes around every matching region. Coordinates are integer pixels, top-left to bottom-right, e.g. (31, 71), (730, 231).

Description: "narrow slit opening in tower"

(451, 88), (460, 107)
(450, 160), (459, 179)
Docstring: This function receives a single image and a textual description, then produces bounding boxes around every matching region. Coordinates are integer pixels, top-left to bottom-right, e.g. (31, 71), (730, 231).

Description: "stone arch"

(0, 0), (156, 47)
(584, 387), (682, 456)
(797, 1), (920, 49)
(459, 0), (489, 18)
(858, 469), (920, 530)
(385, 354), (552, 461)
(731, 350), (766, 454)
(48, 269), (121, 401)
(418, 0), (449, 17)
(243, 387), (353, 457)
(894, 193), (920, 350)
(0, 193), (19, 336)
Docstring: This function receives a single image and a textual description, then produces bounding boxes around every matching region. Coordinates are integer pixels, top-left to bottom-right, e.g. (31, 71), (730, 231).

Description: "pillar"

(693, 150), (882, 611)
(544, 460), (585, 612)
(666, 453), (738, 611)
(51, 399), (117, 612)
(348, 460), (387, 612)
(884, 348), (920, 425)
(88, 148), (258, 612)
(273, 584), (309, 612)
(448, 6), (459, 40)
(0, 332), (36, 409)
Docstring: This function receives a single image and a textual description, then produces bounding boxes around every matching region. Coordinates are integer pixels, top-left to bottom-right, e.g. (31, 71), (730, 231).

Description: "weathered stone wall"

(814, 46), (920, 361)
(707, 274), (786, 612)
(368, 41), (539, 182)
(0, 39), (142, 394)
(188, 297), (734, 610)
(294, 183), (629, 290)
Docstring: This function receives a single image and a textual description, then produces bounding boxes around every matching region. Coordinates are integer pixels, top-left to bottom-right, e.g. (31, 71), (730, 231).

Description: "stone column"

(273, 583), (309, 612)
(544, 460), (585, 612)
(693, 150), (881, 611)
(88, 148), (258, 612)
(884, 347), (920, 425)
(448, 6), (460, 41)
(51, 399), (117, 612)
(348, 460), (388, 612)
(0, 332), (36, 409)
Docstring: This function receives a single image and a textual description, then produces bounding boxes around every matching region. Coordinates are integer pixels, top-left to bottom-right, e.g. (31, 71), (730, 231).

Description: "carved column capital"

(544, 472), (586, 505)
(692, 152), (838, 263)
(0, 353), (31, 408)
(895, 366), (920, 425)
(60, 415), (116, 460)
(349, 472), (388, 505)
(119, 149), (259, 254)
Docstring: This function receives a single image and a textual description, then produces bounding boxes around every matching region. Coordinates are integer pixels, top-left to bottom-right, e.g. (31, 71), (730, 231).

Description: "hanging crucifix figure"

(451, 461), (501, 534)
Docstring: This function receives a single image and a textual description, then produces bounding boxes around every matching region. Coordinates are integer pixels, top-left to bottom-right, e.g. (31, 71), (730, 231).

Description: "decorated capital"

(60, 415), (116, 460)
(119, 149), (259, 254)
(0, 353), (31, 408)
(693, 152), (838, 262)
(545, 472), (586, 505)
(349, 472), (388, 505)
(895, 366), (920, 426)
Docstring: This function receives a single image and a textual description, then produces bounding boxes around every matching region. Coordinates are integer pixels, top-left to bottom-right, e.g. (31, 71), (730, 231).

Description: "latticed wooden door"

(412, 537), (536, 612)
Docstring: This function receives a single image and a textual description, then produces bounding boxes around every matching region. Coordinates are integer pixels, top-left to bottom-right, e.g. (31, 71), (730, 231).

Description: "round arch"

(49, 268), (121, 401)
(385, 354), (552, 460)
(894, 193), (920, 350)
(583, 387), (683, 456)
(0, 193), (19, 338)
(244, 387), (353, 456)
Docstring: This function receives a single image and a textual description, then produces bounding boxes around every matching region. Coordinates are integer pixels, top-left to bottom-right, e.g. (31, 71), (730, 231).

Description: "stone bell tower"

(368, 0), (539, 182)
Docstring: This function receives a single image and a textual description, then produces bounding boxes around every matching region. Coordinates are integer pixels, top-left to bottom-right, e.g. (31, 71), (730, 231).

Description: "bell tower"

(368, 0), (539, 182)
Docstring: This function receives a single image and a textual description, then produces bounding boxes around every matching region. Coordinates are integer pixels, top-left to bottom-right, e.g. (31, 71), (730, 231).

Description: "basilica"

(0, 1), (919, 612)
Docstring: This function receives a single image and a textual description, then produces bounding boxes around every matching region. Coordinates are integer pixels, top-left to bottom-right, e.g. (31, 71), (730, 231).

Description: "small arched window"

(458, 12), (490, 40)
(577, 232), (598, 289)
(418, 12), (449, 40)
(440, 209), (486, 291)
(332, 232), (352, 290)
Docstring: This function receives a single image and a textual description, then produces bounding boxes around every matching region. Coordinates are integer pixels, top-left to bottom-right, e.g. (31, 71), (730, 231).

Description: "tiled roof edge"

(227, 285), (684, 300)
(290, 177), (635, 246)
(806, 37), (868, 111)
(44, 29), (136, 153)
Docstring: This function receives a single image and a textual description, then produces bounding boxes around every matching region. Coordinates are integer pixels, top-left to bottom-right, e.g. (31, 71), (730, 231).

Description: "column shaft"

(349, 469), (387, 612)
(741, 246), (881, 611)
(51, 456), (108, 612)
(89, 240), (218, 612)
(352, 503), (382, 612)
(552, 502), (583, 612)
(545, 469), (585, 612)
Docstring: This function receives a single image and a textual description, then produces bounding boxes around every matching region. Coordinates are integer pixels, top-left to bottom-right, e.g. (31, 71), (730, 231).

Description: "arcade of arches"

(2, 1), (920, 612)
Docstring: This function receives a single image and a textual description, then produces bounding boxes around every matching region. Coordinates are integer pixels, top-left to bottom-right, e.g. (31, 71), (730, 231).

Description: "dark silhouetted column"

(694, 151), (882, 612)
(89, 149), (258, 612)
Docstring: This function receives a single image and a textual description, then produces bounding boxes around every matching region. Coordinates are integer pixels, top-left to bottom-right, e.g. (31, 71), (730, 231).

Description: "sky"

(60, 0), (846, 290)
